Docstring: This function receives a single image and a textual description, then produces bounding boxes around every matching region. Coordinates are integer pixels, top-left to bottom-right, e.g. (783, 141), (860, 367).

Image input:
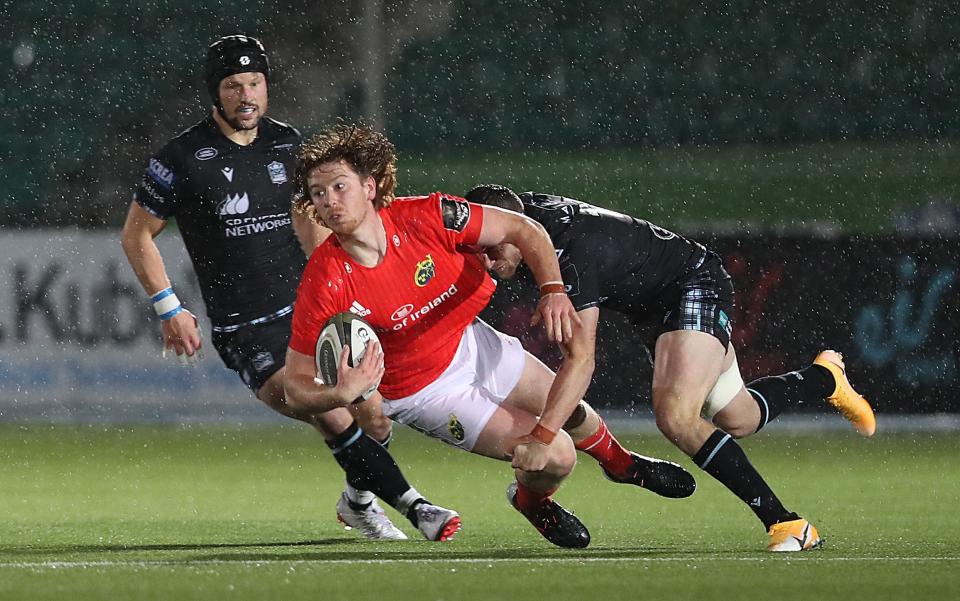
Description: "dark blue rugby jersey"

(134, 115), (305, 329)
(519, 192), (714, 314)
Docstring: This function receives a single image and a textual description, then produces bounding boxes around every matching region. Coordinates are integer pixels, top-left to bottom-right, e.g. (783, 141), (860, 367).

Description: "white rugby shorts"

(380, 319), (525, 451)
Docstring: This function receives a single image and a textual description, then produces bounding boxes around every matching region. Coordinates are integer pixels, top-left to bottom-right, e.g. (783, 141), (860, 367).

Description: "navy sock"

(693, 430), (796, 529)
(326, 421), (411, 510)
(747, 364), (834, 432)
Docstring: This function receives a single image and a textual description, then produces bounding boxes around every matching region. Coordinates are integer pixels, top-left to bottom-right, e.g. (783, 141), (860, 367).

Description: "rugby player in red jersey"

(122, 35), (456, 543)
(283, 124), (695, 547)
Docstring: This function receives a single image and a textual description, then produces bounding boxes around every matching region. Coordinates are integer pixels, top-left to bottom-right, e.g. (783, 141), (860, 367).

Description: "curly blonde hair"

(292, 123), (398, 223)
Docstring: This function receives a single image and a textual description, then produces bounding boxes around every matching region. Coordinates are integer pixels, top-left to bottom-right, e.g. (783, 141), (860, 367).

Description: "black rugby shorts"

(211, 314), (292, 394)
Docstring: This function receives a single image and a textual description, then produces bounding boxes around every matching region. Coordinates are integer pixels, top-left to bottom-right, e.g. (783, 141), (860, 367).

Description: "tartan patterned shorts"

(661, 256), (734, 350)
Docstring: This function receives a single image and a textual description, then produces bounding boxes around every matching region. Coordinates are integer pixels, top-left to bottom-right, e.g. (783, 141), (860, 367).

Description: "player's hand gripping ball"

(315, 312), (382, 402)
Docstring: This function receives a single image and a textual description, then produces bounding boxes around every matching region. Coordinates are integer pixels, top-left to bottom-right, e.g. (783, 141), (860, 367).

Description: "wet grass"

(0, 424), (956, 600)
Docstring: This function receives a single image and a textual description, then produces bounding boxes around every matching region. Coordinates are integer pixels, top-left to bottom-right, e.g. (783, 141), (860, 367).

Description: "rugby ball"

(315, 312), (381, 401)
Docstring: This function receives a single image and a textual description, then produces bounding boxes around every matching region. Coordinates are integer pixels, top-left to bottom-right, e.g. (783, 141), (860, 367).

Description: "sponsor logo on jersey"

(139, 179), (165, 202)
(267, 161), (288, 184)
(650, 224), (677, 241)
(390, 284), (458, 331)
(223, 213), (292, 238)
(391, 304), (414, 321)
(147, 158), (175, 190)
(447, 414), (465, 442)
(221, 167), (234, 182)
(414, 254), (436, 287)
(349, 300), (371, 317)
(218, 192), (249, 216)
(195, 147), (218, 160)
(392, 234), (401, 247)
(440, 197), (471, 232)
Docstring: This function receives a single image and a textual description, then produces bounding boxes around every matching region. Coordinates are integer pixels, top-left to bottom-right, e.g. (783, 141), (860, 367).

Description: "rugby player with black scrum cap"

(465, 185), (877, 552)
(120, 34), (460, 542)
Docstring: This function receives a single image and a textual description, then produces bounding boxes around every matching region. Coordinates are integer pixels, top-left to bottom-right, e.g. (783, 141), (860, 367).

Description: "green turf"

(400, 143), (960, 234)
(0, 424), (957, 600)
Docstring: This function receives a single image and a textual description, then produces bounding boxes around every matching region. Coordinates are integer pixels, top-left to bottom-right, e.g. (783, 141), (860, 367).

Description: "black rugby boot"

(602, 452), (697, 498)
(507, 483), (590, 549)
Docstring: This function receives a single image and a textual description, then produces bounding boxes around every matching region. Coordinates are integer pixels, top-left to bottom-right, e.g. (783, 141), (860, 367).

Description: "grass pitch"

(0, 424), (956, 600)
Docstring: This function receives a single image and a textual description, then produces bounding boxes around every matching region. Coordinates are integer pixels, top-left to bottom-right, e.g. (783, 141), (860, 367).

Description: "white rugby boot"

(412, 502), (461, 542)
(336, 493), (408, 540)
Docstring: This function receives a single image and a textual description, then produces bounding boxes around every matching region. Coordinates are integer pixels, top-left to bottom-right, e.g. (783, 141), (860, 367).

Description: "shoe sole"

(769, 536), (824, 552)
(434, 516), (462, 542)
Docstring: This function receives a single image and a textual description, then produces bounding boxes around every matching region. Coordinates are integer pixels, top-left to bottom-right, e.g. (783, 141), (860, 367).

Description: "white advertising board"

(0, 229), (271, 421)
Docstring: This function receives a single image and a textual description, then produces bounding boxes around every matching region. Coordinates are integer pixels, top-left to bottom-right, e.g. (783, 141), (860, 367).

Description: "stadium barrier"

(481, 235), (959, 415)
(0, 232), (955, 421)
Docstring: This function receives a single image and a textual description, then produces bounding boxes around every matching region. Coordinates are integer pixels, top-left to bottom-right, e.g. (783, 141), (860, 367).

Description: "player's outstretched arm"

(283, 342), (384, 413)
(120, 201), (201, 358)
(511, 307), (599, 472)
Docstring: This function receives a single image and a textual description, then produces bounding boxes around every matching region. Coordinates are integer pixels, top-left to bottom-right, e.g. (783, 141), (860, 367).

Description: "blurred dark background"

(2, 0), (958, 231)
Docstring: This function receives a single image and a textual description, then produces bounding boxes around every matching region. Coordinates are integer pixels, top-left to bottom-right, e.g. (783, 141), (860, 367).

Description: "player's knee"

(717, 419), (753, 439)
(652, 392), (702, 442)
(546, 432), (577, 477)
(309, 407), (357, 438)
(357, 412), (393, 442)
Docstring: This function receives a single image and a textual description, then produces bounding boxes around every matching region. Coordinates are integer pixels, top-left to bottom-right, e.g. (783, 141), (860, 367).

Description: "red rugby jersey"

(288, 193), (497, 398)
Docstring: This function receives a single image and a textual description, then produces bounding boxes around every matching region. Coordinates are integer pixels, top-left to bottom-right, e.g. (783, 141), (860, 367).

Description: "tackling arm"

(476, 206), (580, 342)
(537, 306), (599, 433)
(120, 200), (201, 357)
(509, 307), (598, 472)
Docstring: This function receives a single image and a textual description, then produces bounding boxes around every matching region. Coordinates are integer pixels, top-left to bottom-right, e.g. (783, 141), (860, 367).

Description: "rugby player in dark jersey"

(120, 35), (459, 542)
(466, 185), (877, 552)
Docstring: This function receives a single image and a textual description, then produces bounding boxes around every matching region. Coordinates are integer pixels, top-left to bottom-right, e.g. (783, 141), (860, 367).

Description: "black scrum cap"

(204, 34), (269, 103)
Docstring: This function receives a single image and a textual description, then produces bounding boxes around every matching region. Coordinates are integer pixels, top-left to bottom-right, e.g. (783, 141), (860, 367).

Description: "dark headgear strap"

(205, 34), (270, 105)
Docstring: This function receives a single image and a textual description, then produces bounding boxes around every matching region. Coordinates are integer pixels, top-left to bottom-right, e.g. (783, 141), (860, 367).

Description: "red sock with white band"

(574, 417), (634, 479)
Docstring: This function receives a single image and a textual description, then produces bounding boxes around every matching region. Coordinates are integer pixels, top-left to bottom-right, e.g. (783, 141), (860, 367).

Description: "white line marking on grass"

(0, 556), (958, 569)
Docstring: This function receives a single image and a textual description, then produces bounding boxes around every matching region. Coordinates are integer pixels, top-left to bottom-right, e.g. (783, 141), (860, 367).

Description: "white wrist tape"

(151, 287), (183, 321)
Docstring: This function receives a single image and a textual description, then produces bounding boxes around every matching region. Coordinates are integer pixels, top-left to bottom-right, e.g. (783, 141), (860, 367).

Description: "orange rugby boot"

(814, 350), (877, 437)
(767, 518), (822, 552)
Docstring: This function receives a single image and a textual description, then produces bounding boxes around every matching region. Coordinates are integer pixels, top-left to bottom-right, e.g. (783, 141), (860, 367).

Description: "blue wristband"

(151, 287), (183, 320)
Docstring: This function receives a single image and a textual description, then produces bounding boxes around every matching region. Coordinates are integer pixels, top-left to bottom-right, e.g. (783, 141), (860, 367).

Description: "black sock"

(406, 499), (427, 527)
(326, 421), (411, 510)
(747, 364), (834, 432)
(693, 429), (796, 529)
